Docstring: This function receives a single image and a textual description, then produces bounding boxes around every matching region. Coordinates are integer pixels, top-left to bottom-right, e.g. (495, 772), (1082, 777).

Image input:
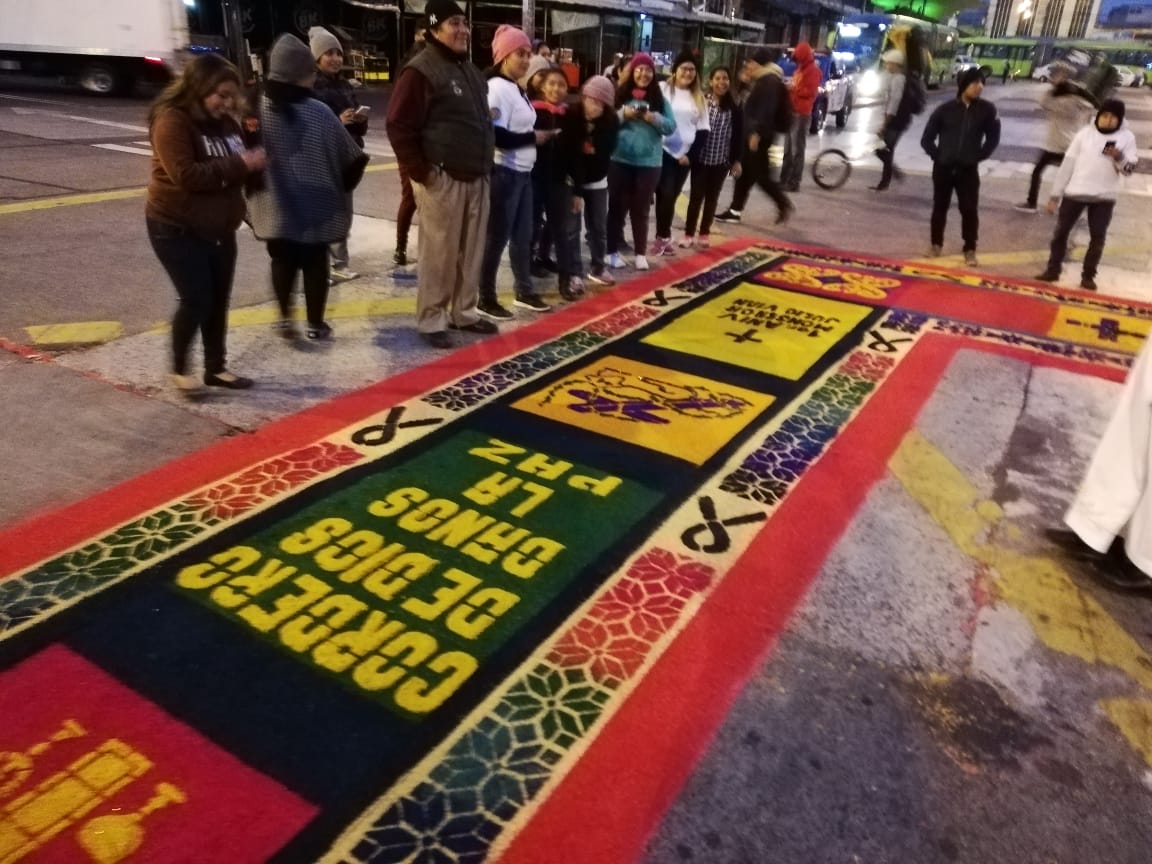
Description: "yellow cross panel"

(642, 282), (872, 379)
(511, 355), (774, 464)
(1048, 305), (1151, 353)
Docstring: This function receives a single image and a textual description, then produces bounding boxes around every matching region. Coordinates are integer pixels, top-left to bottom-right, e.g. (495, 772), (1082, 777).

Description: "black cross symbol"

(351, 406), (442, 446)
(867, 329), (913, 353)
(725, 329), (763, 344)
(643, 288), (694, 307)
(681, 495), (767, 554)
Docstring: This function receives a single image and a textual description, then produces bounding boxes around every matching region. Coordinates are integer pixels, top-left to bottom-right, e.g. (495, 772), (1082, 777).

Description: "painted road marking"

(889, 427), (1152, 767)
(24, 321), (122, 346)
(0, 187), (147, 215)
(7, 106), (149, 133)
(0, 162), (398, 216)
(92, 142), (154, 157)
(23, 297), (418, 345)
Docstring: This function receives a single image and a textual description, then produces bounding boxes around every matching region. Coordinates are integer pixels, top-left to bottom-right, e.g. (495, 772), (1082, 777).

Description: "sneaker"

(170, 373), (204, 398)
(514, 293), (552, 312)
(698, 234), (711, 249)
(329, 268), (359, 284)
(963, 250), (979, 267)
(558, 278), (579, 302)
(587, 267), (615, 287)
(273, 319), (299, 340)
(570, 276), (586, 296)
(1080, 277), (1098, 291)
(1034, 270), (1060, 282)
(477, 299), (514, 321)
(659, 238), (677, 257)
(678, 234), (696, 249)
(1014, 202), (1038, 213)
(306, 321), (333, 340)
(927, 245), (943, 258)
(448, 318), (499, 334)
(634, 255), (650, 271)
(650, 237), (668, 257)
(393, 249), (410, 266)
(204, 370), (254, 389)
(608, 252), (626, 269)
(715, 209), (741, 223)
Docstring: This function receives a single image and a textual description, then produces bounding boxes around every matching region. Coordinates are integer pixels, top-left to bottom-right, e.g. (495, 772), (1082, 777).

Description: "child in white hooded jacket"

(1036, 98), (1138, 291)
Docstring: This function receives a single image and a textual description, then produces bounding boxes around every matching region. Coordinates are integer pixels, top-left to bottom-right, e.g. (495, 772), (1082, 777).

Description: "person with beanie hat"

(308, 25), (367, 282)
(606, 51), (675, 270)
(386, 0), (497, 348)
(478, 25), (553, 316)
(247, 33), (369, 342)
(920, 66), (1000, 266)
(1035, 98), (1138, 291)
(521, 54), (554, 93)
(652, 49), (709, 256)
(780, 42), (821, 192)
(558, 75), (620, 286)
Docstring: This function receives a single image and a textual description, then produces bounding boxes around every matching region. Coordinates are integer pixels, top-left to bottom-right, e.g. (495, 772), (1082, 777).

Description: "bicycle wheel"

(811, 149), (852, 190)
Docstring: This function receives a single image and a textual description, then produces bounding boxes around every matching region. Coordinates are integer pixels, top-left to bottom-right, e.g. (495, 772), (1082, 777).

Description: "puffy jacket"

(789, 43), (822, 117)
(312, 71), (367, 146)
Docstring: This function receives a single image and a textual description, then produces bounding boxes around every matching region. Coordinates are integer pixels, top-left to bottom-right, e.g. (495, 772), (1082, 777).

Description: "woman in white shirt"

(653, 51), (710, 257)
(478, 25), (554, 319)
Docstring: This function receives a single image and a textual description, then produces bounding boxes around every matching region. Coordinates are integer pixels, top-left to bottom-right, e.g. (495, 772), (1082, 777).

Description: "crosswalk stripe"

(92, 143), (154, 157)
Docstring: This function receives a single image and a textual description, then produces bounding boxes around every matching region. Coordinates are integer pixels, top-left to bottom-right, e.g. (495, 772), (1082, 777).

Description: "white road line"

(8, 106), (148, 132)
(0, 93), (76, 106)
(92, 143), (153, 156)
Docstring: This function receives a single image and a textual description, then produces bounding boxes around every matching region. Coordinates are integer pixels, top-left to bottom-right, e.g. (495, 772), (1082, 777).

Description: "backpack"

(773, 77), (794, 133)
(900, 72), (927, 116)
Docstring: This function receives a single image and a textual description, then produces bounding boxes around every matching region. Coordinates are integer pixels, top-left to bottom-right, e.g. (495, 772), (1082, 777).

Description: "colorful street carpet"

(1, 239), (1148, 864)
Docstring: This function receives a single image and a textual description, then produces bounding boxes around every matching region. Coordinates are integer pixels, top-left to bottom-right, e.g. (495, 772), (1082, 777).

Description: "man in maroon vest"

(386, 0), (497, 349)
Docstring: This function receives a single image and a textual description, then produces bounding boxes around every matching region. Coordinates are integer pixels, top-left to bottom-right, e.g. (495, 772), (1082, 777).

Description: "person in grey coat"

(247, 34), (368, 340)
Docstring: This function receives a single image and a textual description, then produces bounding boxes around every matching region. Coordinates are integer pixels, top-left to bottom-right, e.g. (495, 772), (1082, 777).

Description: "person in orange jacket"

(780, 42), (821, 191)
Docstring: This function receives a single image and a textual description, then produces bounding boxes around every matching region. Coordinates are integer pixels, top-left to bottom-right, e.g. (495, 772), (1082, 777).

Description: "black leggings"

(147, 217), (236, 376)
(685, 163), (729, 236)
(267, 239), (329, 327)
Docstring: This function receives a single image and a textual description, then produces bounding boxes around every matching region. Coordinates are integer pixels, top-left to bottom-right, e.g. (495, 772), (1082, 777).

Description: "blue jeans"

(481, 165), (534, 303)
(147, 217), (236, 376)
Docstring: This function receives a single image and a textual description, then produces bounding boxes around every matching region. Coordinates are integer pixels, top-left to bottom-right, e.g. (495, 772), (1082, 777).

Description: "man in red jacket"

(781, 42), (821, 192)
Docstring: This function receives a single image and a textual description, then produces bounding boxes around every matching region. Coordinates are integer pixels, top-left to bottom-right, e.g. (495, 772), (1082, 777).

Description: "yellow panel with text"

(1048, 305), (1151, 353)
(511, 355), (774, 464)
(641, 283), (872, 379)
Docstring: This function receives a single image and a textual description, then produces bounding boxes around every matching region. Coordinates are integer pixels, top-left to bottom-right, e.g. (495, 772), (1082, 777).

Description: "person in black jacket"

(309, 26), (368, 282)
(920, 66), (1001, 266)
(714, 48), (792, 225)
(555, 75), (620, 290)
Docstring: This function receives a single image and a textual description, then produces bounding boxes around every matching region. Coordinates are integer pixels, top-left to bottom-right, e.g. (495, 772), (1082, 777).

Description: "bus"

(957, 36), (1152, 85)
(833, 11), (962, 95)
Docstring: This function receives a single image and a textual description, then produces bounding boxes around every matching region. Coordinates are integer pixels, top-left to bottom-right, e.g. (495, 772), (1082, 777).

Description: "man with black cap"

(920, 66), (1000, 266)
(1035, 98), (1138, 291)
(386, 0), (497, 350)
(715, 47), (792, 225)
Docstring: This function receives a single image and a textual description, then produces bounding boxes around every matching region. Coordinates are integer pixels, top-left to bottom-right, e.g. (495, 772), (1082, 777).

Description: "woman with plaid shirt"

(683, 66), (743, 248)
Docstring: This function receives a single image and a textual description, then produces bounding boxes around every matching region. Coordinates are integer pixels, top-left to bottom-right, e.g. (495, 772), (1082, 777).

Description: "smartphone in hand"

(353, 106), (371, 119)
(1102, 139), (1117, 154)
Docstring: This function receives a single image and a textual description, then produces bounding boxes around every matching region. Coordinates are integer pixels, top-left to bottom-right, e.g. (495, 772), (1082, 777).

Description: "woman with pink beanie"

(477, 24), (553, 319)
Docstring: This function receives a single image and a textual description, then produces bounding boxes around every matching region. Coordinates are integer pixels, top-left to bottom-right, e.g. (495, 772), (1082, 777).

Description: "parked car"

(1115, 65), (1144, 87)
(778, 50), (855, 134)
(952, 54), (977, 78)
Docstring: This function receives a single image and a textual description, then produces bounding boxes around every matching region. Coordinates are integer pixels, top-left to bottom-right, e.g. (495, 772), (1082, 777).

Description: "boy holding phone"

(310, 26), (368, 282)
(1036, 98), (1138, 291)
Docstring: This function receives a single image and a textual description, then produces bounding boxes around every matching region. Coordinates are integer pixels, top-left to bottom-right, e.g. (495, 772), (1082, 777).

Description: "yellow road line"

(0, 188), (146, 215)
(889, 428), (1152, 764)
(24, 321), (123, 346)
(2, 162), (397, 216)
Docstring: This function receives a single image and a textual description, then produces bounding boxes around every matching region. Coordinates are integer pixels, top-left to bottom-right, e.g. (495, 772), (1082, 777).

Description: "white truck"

(0, 0), (189, 94)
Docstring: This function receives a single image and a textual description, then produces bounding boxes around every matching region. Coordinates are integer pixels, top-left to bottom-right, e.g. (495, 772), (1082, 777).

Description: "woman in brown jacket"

(146, 53), (266, 397)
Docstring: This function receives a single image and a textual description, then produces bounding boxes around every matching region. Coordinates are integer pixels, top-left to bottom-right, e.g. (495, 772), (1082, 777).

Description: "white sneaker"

(608, 252), (625, 269)
(634, 255), (649, 271)
(329, 268), (360, 284)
